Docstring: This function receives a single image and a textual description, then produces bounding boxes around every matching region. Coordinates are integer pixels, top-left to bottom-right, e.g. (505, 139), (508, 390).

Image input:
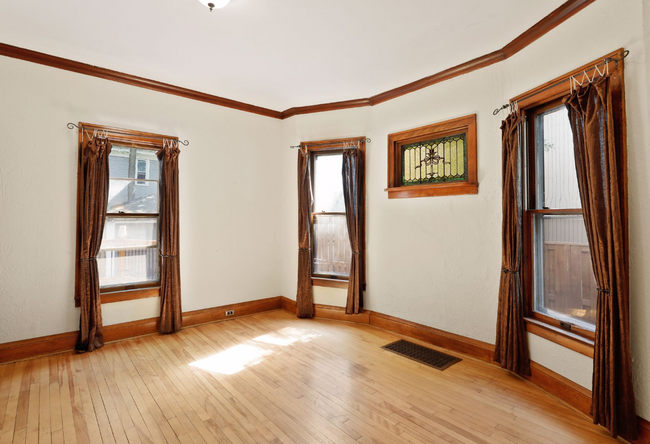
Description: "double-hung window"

(74, 123), (177, 305)
(305, 138), (366, 289)
(524, 100), (597, 336)
(100, 146), (160, 291)
(516, 49), (627, 353)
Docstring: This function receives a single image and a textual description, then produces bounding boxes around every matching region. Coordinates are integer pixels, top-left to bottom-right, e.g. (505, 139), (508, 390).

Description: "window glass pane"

(313, 154), (345, 213)
(313, 214), (351, 277)
(535, 107), (581, 209)
(108, 179), (158, 213)
(136, 159), (147, 183)
(109, 146), (159, 181)
(402, 133), (466, 186)
(533, 214), (596, 330)
(99, 217), (159, 288)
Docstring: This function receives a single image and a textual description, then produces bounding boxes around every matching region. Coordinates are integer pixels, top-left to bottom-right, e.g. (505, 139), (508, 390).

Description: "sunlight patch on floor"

(253, 327), (320, 346)
(189, 326), (321, 375)
(189, 344), (272, 375)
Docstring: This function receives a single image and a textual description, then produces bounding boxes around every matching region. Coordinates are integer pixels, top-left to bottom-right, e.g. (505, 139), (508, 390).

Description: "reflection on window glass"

(136, 159), (147, 184)
(98, 217), (159, 288)
(107, 146), (159, 213)
(313, 214), (351, 277)
(533, 214), (596, 330)
(108, 180), (158, 213)
(536, 107), (581, 209)
(101, 145), (161, 288)
(109, 146), (159, 181)
(313, 154), (345, 212)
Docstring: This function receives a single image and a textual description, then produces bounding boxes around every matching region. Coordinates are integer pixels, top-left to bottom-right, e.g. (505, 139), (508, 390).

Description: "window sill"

(311, 278), (348, 289)
(75, 287), (160, 307)
(524, 317), (594, 358)
(385, 182), (478, 199)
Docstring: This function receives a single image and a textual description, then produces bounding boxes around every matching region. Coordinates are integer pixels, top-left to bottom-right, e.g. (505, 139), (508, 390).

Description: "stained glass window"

(402, 133), (467, 186)
(386, 114), (477, 198)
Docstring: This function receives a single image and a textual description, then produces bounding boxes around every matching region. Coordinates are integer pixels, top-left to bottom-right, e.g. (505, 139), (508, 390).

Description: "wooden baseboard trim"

(368, 311), (496, 363)
(279, 297), (370, 324)
(525, 361), (592, 416)
(279, 297), (493, 361)
(0, 296), (282, 364)
(278, 296), (650, 438)
(637, 418), (650, 444)
(314, 304), (370, 324)
(3, 295), (647, 439)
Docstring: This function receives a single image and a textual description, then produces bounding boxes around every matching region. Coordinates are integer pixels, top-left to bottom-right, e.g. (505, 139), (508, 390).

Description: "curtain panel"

(296, 149), (315, 318)
(75, 137), (111, 352)
(158, 141), (182, 334)
(494, 111), (531, 376)
(565, 76), (636, 439)
(342, 149), (364, 314)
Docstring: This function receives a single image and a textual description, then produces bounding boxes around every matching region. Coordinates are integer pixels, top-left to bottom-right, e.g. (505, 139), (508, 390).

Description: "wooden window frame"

(386, 114), (478, 199)
(303, 137), (366, 289)
(513, 49), (627, 358)
(74, 122), (178, 306)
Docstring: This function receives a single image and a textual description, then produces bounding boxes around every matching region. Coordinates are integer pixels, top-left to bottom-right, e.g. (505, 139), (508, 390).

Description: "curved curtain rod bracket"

(67, 123), (189, 146)
(493, 49), (630, 116)
(290, 137), (371, 149)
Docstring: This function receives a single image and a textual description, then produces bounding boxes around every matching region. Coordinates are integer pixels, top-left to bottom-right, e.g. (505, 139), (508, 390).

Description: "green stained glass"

(401, 133), (467, 186)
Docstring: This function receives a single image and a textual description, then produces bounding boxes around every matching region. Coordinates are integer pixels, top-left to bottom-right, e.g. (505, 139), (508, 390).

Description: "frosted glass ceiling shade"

(198, 0), (230, 11)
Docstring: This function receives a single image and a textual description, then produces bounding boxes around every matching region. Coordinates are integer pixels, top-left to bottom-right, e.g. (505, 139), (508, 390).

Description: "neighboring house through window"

(524, 100), (597, 333)
(512, 49), (627, 355)
(75, 123), (178, 305)
(304, 137), (366, 289)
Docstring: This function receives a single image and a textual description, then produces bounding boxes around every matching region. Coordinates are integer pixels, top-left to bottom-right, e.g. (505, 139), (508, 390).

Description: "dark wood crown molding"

(281, 98), (371, 119)
(281, 0), (596, 118)
(0, 42), (282, 119)
(0, 0), (595, 120)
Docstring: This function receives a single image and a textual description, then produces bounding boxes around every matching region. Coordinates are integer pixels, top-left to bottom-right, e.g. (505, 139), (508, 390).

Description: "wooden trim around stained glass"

(386, 114), (478, 199)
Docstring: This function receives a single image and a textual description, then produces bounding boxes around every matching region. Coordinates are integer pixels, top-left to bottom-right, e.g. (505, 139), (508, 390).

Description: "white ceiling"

(0, 0), (566, 111)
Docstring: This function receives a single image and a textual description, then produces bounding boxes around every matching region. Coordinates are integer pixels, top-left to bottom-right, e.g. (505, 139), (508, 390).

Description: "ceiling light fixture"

(198, 0), (230, 12)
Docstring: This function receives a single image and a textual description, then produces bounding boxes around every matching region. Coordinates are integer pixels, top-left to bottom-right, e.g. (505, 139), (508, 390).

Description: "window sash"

(311, 212), (351, 280)
(523, 99), (596, 340)
(99, 214), (160, 290)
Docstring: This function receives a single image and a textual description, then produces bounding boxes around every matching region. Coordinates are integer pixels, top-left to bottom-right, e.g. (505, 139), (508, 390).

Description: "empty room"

(1, 0), (649, 442)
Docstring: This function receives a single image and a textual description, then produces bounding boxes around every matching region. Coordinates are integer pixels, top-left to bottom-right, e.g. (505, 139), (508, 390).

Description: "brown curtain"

(342, 148), (364, 314)
(158, 141), (182, 334)
(565, 76), (637, 440)
(76, 136), (111, 352)
(296, 149), (314, 318)
(494, 111), (530, 376)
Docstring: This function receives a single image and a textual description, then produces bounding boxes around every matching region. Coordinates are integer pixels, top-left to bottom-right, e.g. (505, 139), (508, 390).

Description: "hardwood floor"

(0, 310), (620, 444)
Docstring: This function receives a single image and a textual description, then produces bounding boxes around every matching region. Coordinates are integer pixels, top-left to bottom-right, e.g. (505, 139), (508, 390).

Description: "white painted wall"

(0, 0), (648, 424)
(279, 0), (650, 420)
(0, 56), (283, 343)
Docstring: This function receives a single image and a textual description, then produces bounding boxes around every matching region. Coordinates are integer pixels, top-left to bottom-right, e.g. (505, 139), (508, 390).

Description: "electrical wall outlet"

(225, 310), (235, 316)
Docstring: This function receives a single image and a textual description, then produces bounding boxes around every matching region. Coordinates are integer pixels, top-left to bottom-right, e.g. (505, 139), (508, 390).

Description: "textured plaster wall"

(0, 56), (283, 342)
(0, 0), (648, 424)
(279, 0), (650, 419)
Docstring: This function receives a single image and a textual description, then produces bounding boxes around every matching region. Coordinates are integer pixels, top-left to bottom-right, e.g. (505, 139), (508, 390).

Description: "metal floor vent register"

(382, 340), (461, 371)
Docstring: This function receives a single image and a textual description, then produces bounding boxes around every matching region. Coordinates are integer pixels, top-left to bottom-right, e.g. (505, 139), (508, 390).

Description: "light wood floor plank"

(0, 310), (626, 444)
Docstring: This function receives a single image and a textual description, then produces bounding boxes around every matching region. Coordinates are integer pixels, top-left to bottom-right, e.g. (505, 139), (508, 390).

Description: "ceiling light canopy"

(198, 0), (230, 12)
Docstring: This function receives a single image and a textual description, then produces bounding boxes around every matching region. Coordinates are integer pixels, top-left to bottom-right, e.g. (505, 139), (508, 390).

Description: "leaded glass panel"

(401, 133), (467, 186)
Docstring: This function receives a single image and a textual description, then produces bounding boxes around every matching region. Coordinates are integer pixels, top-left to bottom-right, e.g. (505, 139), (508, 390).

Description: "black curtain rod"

(67, 123), (189, 146)
(493, 50), (630, 116)
(290, 137), (371, 149)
